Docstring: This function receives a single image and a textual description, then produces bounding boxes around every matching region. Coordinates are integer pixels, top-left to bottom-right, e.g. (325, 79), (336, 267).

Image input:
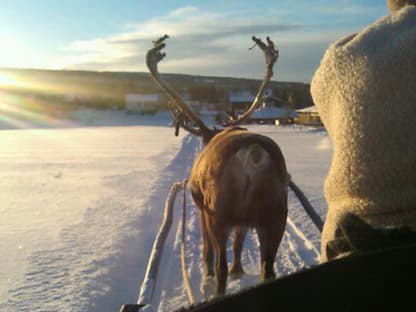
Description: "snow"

(297, 105), (318, 113)
(0, 110), (331, 311)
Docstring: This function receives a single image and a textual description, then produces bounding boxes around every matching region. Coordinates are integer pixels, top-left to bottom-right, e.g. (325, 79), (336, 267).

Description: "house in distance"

(296, 106), (323, 126)
(125, 93), (163, 115)
(242, 96), (297, 125)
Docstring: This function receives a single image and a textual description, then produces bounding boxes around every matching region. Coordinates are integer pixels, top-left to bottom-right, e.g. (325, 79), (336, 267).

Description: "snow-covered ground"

(0, 111), (331, 312)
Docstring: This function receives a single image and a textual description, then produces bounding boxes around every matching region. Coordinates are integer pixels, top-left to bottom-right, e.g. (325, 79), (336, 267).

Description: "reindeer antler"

(146, 35), (211, 138)
(146, 35), (168, 74)
(254, 36), (279, 76)
(146, 35), (279, 140)
(225, 36), (279, 127)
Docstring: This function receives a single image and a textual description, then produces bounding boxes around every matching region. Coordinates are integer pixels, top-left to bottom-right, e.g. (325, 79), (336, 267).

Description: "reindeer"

(146, 35), (288, 295)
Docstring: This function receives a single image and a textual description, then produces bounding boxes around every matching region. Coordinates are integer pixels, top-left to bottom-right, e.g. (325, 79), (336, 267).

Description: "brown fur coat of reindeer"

(146, 36), (288, 295)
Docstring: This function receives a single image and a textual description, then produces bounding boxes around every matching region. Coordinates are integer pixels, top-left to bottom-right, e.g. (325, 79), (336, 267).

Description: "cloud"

(168, 6), (200, 17)
(56, 4), (378, 82)
(320, 2), (386, 15)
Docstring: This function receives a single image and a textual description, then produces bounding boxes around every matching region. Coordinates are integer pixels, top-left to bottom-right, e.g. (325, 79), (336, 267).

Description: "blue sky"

(0, 0), (388, 82)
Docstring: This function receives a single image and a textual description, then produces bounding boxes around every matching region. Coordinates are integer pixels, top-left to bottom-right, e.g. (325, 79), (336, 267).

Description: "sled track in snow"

(145, 135), (322, 312)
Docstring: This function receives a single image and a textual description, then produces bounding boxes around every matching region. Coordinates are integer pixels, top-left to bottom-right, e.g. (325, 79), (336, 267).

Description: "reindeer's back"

(189, 129), (288, 226)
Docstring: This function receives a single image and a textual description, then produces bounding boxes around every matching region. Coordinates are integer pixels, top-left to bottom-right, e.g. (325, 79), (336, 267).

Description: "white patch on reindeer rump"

(228, 144), (271, 217)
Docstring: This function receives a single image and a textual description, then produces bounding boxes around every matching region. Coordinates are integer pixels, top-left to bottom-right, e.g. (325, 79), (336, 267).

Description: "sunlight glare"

(0, 33), (38, 68)
(0, 74), (17, 87)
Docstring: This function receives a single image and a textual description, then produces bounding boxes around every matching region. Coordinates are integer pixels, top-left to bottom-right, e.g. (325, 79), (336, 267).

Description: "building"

(296, 106), (323, 126)
(125, 93), (161, 114)
(247, 97), (297, 125)
(227, 90), (255, 113)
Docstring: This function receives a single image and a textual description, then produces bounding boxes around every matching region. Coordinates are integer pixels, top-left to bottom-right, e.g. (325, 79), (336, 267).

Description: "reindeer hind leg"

(257, 225), (284, 281)
(214, 230), (229, 295)
(230, 226), (247, 276)
(200, 211), (214, 277)
(206, 218), (229, 295)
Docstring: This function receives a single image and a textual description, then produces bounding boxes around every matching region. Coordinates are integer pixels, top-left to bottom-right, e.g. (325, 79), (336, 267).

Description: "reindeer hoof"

(261, 272), (276, 282)
(200, 275), (216, 300)
(229, 264), (245, 277)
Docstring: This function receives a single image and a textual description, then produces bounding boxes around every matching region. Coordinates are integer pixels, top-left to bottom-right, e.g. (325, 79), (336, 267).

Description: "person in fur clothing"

(311, 0), (416, 261)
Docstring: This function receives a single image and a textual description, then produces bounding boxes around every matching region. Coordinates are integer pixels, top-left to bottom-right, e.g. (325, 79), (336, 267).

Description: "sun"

(0, 74), (16, 87)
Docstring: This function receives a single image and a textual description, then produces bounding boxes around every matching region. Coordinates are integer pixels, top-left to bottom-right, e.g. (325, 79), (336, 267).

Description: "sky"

(0, 0), (388, 82)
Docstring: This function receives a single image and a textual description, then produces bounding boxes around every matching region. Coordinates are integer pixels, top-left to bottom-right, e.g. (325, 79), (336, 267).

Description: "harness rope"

(181, 179), (197, 304)
(288, 179), (324, 233)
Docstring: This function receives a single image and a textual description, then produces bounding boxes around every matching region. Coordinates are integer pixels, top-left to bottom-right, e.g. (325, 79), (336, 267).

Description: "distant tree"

(272, 86), (288, 100)
(189, 84), (219, 102)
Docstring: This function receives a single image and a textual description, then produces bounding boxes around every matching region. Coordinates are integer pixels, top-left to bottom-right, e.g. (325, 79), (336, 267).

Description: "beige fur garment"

(311, 6), (416, 261)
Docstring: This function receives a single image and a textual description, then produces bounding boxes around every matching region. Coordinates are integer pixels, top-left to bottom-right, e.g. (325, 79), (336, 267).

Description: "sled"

(178, 243), (416, 311)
